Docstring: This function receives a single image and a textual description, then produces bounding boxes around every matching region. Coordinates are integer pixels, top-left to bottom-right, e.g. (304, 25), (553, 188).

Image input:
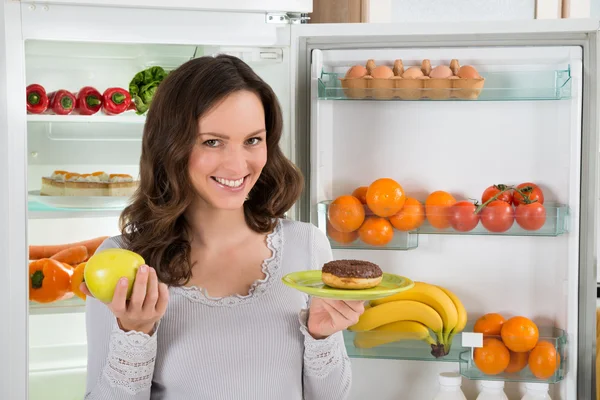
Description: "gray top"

(84, 218), (352, 400)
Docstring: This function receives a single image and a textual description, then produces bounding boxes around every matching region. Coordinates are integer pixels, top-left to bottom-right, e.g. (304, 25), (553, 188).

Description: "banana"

(370, 281), (458, 339)
(353, 320), (436, 349)
(349, 299), (444, 342)
(436, 285), (467, 349)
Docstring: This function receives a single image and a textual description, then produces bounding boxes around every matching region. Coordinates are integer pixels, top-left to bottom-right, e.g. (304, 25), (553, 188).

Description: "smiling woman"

(82, 54), (365, 400)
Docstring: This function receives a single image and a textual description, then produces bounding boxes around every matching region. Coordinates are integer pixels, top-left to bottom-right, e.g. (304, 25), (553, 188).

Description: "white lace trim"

(172, 218), (283, 307)
(103, 321), (158, 395)
(299, 309), (345, 378)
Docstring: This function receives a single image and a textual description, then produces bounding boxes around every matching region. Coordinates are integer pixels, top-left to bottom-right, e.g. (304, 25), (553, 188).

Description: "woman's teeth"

(214, 177), (244, 188)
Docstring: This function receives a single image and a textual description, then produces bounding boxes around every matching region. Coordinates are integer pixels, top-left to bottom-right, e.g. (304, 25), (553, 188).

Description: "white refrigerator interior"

(0, 2), (597, 400)
(309, 46), (581, 399)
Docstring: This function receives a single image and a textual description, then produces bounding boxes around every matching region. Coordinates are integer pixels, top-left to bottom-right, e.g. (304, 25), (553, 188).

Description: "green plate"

(281, 270), (414, 300)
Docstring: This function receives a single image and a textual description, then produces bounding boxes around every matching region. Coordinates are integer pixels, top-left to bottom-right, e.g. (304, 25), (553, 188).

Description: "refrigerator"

(0, 1), (597, 399)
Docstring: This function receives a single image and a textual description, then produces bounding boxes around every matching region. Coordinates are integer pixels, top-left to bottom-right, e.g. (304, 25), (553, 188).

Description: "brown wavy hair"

(119, 55), (303, 286)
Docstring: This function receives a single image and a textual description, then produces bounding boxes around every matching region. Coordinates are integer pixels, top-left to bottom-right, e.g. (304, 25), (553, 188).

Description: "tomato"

(512, 182), (544, 206)
(482, 184), (513, 204)
(480, 200), (514, 233)
(515, 202), (546, 231)
(448, 201), (480, 232)
(84, 248), (145, 303)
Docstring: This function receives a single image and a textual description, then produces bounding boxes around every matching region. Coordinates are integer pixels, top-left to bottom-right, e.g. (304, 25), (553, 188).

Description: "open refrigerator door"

(0, 1), (308, 399)
(291, 20), (598, 399)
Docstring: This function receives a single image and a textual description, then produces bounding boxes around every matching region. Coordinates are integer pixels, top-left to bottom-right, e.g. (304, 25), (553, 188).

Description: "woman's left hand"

(307, 298), (365, 339)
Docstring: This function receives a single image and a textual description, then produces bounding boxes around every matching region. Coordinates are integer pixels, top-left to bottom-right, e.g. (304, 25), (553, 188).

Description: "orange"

(326, 219), (358, 244)
(358, 217), (394, 246)
(501, 316), (539, 353)
(425, 191), (457, 229)
(328, 195), (365, 233)
(528, 341), (560, 379)
(473, 338), (510, 375)
(389, 197), (425, 231)
(505, 350), (529, 373)
(473, 313), (506, 336)
(365, 178), (406, 217)
(352, 186), (368, 205)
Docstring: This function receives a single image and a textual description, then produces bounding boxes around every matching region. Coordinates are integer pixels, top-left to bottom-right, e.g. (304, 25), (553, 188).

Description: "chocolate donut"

(321, 259), (383, 289)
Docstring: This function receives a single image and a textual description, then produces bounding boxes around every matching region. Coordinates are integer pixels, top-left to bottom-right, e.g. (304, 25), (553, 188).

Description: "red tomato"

(481, 200), (514, 233)
(515, 203), (546, 231)
(482, 185), (513, 204)
(448, 201), (480, 232)
(512, 182), (544, 206)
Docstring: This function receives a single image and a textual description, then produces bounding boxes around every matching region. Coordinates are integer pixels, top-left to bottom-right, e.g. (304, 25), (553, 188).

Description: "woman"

(82, 54), (365, 400)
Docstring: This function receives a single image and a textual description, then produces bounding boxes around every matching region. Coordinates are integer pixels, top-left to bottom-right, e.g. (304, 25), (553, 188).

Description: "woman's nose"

(222, 145), (247, 174)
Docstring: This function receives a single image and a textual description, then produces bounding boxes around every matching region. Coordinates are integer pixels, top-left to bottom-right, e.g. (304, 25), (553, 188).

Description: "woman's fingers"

(143, 267), (159, 311)
(79, 282), (93, 297)
(128, 265), (149, 310)
(321, 299), (361, 325)
(109, 277), (130, 315)
(343, 300), (365, 314)
(155, 282), (170, 315)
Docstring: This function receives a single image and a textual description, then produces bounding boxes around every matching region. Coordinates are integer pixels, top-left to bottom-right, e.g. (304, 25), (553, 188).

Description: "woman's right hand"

(80, 264), (169, 335)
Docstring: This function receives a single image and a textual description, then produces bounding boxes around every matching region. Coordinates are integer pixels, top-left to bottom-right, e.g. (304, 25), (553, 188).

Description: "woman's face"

(189, 90), (267, 210)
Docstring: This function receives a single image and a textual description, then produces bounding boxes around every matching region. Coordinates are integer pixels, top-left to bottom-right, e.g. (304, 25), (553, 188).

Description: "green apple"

(84, 248), (145, 303)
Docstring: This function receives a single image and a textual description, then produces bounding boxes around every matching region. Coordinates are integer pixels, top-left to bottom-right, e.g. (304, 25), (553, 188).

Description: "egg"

(345, 65), (368, 79)
(402, 67), (424, 79)
(371, 65), (394, 79)
(429, 65), (453, 79)
(457, 65), (481, 79)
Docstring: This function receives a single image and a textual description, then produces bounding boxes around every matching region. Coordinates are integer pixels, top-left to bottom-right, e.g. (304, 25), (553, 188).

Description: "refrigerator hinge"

(266, 12), (310, 24)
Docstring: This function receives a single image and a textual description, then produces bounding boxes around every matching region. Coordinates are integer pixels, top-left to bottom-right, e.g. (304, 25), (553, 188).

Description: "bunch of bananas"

(348, 282), (467, 358)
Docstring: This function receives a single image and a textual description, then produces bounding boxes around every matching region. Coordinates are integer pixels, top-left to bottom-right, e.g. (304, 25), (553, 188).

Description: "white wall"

(367, 0), (590, 22)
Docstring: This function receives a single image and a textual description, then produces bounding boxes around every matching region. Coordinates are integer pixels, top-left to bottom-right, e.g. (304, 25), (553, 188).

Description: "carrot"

(51, 246), (88, 265)
(29, 236), (109, 260)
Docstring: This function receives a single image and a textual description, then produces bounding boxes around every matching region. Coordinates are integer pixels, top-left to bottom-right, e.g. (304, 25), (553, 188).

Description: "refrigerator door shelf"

(344, 329), (465, 363)
(318, 201), (419, 250)
(318, 68), (572, 102)
(318, 200), (569, 251)
(459, 326), (567, 384)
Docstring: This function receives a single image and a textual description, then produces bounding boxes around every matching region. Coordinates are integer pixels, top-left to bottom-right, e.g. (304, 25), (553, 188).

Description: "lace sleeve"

(103, 321), (159, 394)
(84, 236), (159, 400)
(298, 309), (346, 378)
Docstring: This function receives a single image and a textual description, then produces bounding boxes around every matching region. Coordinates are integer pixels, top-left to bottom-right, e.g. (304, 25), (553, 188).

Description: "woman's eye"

(203, 139), (220, 148)
(246, 137), (262, 146)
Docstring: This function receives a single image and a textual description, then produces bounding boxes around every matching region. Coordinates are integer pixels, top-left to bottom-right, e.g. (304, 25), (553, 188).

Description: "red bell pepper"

(48, 90), (76, 115)
(26, 84), (49, 114)
(102, 87), (132, 115)
(75, 86), (102, 115)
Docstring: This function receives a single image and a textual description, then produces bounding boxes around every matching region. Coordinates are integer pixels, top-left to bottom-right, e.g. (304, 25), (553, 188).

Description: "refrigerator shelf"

(317, 201), (419, 250)
(459, 327), (566, 384)
(344, 329), (465, 362)
(28, 201), (123, 219)
(317, 69), (572, 101)
(318, 201), (569, 245)
(29, 296), (86, 315)
(27, 114), (146, 124)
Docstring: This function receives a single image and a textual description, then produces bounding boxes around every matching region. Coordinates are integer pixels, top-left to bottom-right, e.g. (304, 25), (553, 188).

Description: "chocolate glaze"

(322, 259), (382, 279)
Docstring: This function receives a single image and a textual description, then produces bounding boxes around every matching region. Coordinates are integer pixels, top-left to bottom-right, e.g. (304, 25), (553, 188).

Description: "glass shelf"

(27, 113), (146, 124)
(28, 201), (123, 219)
(317, 201), (419, 250)
(415, 203), (569, 237)
(29, 296), (86, 315)
(318, 201), (569, 244)
(459, 327), (566, 384)
(344, 330), (464, 362)
(318, 68), (572, 101)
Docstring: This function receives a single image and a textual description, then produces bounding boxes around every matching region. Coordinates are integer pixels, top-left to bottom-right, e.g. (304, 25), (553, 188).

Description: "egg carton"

(339, 59), (485, 100)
